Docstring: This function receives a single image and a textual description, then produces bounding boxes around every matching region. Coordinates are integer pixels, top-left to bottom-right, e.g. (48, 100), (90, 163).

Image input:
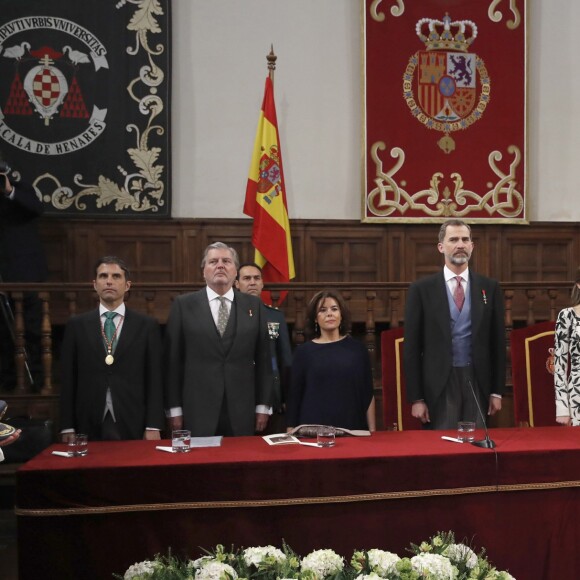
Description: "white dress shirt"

(444, 265), (469, 296)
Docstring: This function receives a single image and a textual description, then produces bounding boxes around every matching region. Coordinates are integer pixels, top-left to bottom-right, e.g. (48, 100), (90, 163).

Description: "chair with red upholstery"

(510, 320), (557, 427)
(380, 327), (422, 431)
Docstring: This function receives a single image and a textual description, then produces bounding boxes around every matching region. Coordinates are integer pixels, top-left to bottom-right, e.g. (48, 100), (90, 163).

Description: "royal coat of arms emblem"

(403, 14), (491, 154)
(257, 144), (282, 204)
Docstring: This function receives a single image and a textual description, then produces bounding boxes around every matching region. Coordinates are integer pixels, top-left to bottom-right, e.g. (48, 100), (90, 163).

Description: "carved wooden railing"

(0, 280), (572, 398)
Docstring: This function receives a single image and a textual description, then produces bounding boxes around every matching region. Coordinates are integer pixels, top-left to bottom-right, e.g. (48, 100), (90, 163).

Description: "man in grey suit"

(403, 219), (506, 429)
(165, 243), (272, 437)
(236, 262), (292, 433)
(60, 257), (164, 441)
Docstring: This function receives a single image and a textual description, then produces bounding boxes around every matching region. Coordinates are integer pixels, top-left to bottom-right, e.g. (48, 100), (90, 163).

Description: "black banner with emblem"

(0, 0), (171, 217)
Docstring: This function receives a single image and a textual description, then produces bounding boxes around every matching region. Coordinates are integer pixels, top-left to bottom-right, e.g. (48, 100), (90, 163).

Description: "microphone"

(467, 378), (496, 448)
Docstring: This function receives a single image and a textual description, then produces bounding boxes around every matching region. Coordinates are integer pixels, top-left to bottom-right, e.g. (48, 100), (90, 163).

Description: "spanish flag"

(244, 76), (295, 304)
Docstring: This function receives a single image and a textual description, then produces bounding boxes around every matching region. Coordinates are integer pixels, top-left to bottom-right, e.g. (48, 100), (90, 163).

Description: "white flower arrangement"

(301, 549), (344, 579)
(117, 532), (515, 580)
(123, 559), (159, 579)
(444, 544), (478, 570)
(367, 549), (401, 577)
(354, 573), (384, 580)
(242, 545), (287, 567)
(194, 561), (237, 580)
(411, 552), (458, 579)
(193, 556), (215, 570)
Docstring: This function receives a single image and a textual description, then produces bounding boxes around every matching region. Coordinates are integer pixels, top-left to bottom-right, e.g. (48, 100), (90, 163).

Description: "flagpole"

(245, 44), (295, 306)
(267, 45), (277, 83)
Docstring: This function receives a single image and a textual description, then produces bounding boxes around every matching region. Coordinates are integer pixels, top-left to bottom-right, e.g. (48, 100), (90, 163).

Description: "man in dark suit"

(0, 166), (48, 389)
(165, 243), (272, 437)
(403, 219), (505, 429)
(235, 262), (292, 433)
(60, 257), (164, 441)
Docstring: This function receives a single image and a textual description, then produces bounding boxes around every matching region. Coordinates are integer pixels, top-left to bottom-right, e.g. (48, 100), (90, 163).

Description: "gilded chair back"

(510, 320), (557, 427)
(380, 328), (422, 431)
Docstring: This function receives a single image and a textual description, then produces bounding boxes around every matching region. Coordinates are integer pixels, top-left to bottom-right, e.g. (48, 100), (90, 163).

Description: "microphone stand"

(467, 378), (496, 448)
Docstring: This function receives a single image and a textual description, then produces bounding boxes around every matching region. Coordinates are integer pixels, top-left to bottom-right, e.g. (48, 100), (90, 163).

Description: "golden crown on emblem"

(416, 13), (478, 53)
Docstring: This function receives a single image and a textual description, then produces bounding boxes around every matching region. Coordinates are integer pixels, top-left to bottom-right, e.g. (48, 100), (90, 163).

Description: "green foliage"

(115, 534), (515, 580)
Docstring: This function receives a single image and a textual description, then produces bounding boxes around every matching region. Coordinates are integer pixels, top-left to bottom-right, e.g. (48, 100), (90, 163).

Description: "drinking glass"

(68, 433), (88, 456)
(316, 425), (336, 447)
(457, 421), (476, 443)
(172, 429), (191, 453)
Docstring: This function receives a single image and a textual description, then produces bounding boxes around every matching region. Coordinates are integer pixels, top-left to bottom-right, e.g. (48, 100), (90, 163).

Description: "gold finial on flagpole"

(267, 44), (277, 83)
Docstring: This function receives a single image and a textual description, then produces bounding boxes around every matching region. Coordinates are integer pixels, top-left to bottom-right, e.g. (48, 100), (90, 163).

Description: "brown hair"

(438, 219), (472, 243)
(306, 290), (352, 338)
(94, 256), (130, 280)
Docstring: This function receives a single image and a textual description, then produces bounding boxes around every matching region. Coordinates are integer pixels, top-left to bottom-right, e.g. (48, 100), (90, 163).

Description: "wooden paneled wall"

(42, 218), (580, 317)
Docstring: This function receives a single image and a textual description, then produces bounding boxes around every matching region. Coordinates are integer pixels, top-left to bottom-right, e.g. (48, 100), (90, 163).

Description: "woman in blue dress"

(286, 290), (376, 431)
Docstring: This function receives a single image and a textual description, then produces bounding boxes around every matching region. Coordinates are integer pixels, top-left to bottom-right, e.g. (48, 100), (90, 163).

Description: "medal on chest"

(101, 314), (123, 365)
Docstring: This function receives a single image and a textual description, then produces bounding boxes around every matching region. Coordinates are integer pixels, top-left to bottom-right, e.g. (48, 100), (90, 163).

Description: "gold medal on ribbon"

(105, 354), (114, 365)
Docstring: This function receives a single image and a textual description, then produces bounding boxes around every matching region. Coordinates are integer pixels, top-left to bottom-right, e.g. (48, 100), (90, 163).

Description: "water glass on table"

(457, 421), (476, 443)
(172, 429), (191, 453)
(316, 425), (336, 447)
(67, 433), (88, 456)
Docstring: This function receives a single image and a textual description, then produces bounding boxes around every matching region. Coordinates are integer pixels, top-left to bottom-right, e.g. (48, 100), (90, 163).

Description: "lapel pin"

(482, 290), (487, 304)
(249, 309), (253, 317)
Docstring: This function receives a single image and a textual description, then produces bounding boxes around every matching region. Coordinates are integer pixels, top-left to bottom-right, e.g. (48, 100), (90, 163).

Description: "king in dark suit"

(60, 257), (164, 441)
(165, 243), (272, 437)
(403, 219), (506, 429)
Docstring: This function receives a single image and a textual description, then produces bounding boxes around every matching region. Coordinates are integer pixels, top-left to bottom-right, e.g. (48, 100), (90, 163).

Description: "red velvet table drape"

(16, 428), (580, 579)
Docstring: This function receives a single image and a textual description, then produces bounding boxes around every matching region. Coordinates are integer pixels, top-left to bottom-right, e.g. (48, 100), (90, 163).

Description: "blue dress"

(286, 336), (373, 430)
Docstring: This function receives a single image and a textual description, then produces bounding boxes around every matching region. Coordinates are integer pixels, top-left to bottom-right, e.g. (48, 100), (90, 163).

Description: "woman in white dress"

(555, 269), (580, 426)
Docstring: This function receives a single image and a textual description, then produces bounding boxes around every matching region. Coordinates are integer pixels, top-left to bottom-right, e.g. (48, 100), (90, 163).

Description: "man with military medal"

(59, 257), (164, 441)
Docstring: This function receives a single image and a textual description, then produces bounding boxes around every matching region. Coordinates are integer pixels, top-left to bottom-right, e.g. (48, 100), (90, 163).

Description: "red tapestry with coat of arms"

(362, 0), (527, 223)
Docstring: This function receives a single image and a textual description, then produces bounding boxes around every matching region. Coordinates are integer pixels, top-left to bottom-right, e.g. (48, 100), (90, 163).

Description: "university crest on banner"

(363, 0), (527, 223)
(0, 0), (170, 217)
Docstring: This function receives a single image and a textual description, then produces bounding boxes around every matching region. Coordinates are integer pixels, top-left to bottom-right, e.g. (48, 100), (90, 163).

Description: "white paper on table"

(157, 436), (222, 453)
(262, 434), (322, 447)
(441, 436), (464, 444)
(189, 436), (222, 448)
(52, 451), (73, 457)
(262, 433), (301, 445)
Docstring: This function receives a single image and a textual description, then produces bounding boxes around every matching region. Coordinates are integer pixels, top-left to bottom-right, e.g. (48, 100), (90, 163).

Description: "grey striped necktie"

(216, 297), (229, 336)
